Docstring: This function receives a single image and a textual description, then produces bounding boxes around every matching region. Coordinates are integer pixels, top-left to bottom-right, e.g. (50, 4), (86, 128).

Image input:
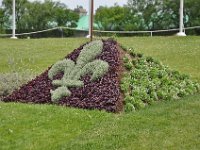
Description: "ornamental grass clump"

(48, 40), (109, 102)
(121, 46), (200, 112)
(0, 72), (34, 100)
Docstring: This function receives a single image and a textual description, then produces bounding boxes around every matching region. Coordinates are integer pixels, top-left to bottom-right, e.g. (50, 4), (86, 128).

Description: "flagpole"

(177, 0), (186, 36)
(11, 0), (17, 39)
(89, 0), (94, 41)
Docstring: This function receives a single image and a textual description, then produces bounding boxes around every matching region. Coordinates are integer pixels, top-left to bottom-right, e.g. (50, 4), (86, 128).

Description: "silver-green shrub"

(50, 86), (71, 102)
(76, 40), (103, 68)
(78, 59), (109, 81)
(0, 72), (35, 100)
(48, 40), (109, 102)
(48, 59), (75, 80)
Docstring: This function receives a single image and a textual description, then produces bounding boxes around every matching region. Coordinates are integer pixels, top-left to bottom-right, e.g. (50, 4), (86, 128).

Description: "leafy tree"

(185, 0), (200, 27)
(123, 11), (143, 31)
(127, 0), (200, 31)
(160, 0), (179, 29)
(95, 4), (129, 31)
(21, 0), (56, 30)
(2, 0), (28, 30)
(0, 7), (8, 32)
(127, 0), (164, 30)
(1, 0), (79, 31)
(53, 2), (79, 27)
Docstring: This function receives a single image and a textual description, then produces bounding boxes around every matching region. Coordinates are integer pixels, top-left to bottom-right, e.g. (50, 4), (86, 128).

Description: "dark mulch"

(3, 39), (123, 113)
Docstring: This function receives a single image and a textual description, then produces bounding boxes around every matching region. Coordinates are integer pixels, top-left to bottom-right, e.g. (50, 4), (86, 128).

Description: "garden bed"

(3, 39), (124, 112)
(3, 38), (199, 113)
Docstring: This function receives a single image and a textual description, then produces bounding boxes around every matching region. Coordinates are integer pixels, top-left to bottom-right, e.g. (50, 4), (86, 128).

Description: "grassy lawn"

(0, 37), (200, 149)
(0, 38), (87, 73)
(117, 36), (200, 82)
(1, 37), (199, 81)
(0, 95), (199, 150)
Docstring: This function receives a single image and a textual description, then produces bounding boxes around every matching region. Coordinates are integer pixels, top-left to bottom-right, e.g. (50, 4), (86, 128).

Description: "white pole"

(179, 0), (184, 33)
(11, 0), (17, 39)
(177, 0), (186, 36)
(86, 0), (93, 39)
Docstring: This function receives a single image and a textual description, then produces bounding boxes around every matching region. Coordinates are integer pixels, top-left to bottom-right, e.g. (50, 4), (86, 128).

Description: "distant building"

(74, 6), (87, 17)
(74, 6), (100, 31)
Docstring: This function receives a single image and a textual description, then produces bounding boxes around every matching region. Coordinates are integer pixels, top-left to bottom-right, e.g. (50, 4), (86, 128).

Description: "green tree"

(127, 0), (161, 30)
(2, 0), (28, 30)
(185, 0), (200, 27)
(0, 7), (8, 32)
(95, 4), (129, 31)
(159, 0), (200, 29)
(127, 0), (200, 31)
(53, 2), (79, 27)
(21, 0), (56, 30)
(2, 0), (79, 31)
(160, 0), (179, 29)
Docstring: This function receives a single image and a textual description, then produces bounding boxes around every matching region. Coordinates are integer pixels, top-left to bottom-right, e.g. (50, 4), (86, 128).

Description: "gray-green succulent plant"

(48, 40), (109, 102)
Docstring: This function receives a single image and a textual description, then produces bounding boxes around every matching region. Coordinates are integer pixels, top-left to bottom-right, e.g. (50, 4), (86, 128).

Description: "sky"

(0, 0), (128, 12)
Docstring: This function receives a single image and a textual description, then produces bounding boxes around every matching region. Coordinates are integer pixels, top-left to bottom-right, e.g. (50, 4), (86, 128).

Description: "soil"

(3, 39), (124, 113)
(115, 44), (126, 112)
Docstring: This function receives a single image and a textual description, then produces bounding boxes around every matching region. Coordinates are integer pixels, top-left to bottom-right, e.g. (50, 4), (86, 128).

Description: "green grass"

(0, 94), (199, 150)
(0, 37), (200, 149)
(1, 37), (199, 81)
(0, 38), (87, 73)
(117, 36), (200, 82)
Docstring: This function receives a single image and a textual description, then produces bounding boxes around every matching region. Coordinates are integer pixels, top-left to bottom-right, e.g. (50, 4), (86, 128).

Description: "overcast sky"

(0, 0), (128, 12)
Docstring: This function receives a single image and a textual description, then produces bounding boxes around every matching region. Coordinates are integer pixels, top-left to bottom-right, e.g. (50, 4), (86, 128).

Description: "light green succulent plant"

(48, 40), (109, 102)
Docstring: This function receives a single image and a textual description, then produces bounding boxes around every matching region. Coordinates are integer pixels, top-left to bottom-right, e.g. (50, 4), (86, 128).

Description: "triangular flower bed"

(3, 39), (200, 113)
(3, 39), (123, 113)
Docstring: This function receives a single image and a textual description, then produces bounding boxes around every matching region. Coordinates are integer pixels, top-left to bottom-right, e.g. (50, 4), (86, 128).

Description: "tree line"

(0, 0), (200, 35)
(0, 0), (79, 33)
(95, 0), (200, 32)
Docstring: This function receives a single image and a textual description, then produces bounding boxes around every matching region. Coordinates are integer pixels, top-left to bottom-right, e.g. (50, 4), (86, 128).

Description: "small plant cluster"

(48, 40), (109, 102)
(121, 46), (200, 112)
(0, 72), (34, 100)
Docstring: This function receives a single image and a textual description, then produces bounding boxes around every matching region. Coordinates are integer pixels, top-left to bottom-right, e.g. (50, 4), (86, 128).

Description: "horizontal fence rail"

(0, 26), (200, 37)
